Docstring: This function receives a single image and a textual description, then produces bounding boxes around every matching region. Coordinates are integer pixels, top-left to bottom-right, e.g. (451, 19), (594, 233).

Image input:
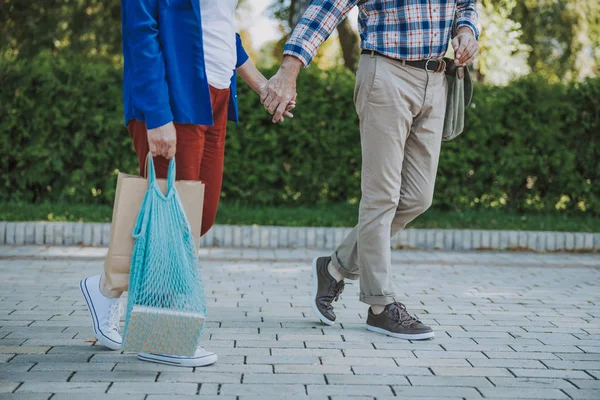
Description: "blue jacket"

(121, 0), (249, 129)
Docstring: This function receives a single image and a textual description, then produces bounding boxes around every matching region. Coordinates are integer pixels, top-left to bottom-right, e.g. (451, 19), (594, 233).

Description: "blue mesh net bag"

(122, 155), (207, 356)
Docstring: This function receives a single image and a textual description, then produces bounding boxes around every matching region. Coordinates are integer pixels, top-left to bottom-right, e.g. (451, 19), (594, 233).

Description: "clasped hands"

(261, 56), (304, 124)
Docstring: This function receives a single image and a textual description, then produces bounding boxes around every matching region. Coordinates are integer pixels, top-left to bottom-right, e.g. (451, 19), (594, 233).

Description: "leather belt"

(361, 50), (446, 73)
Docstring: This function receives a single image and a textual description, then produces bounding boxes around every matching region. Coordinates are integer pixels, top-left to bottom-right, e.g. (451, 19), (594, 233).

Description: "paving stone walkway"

(0, 246), (599, 399)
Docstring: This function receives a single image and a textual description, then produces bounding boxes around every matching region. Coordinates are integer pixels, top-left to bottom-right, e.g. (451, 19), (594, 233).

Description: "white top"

(200, 0), (238, 89)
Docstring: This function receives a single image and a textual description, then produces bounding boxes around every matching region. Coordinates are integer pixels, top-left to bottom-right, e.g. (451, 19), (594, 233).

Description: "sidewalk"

(0, 246), (599, 399)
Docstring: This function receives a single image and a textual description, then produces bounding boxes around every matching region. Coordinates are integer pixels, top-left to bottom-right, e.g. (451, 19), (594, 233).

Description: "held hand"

(451, 27), (479, 67)
(147, 121), (177, 159)
(262, 56), (302, 123)
(258, 81), (296, 123)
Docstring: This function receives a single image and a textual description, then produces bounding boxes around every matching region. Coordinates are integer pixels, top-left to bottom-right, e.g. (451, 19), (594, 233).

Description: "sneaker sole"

(366, 324), (435, 340)
(138, 352), (218, 367)
(79, 278), (122, 351)
(311, 257), (335, 326)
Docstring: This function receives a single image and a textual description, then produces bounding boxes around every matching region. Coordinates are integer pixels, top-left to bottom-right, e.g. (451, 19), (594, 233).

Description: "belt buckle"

(424, 59), (433, 72)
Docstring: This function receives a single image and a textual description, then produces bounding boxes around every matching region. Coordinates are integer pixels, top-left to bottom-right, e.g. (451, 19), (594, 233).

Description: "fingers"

(451, 37), (460, 54)
(453, 33), (479, 66)
(459, 41), (479, 66)
(147, 130), (161, 158)
(273, 96), (293, 123)
(147, 123), (177, 159)
(262, 76), (281, 114)
(165, 124), (177, 159)
(261, 72), (298, 123)
(149, 140), (159, 158)
(461, 54), (476, 67)
(262, 91), (274, 109)
(154, 138), (169, 159)
(166, 140), (176, 159)
(455, 38), (468, 62)
(267, 97), (281, 115)
(263, 92), (279, 114)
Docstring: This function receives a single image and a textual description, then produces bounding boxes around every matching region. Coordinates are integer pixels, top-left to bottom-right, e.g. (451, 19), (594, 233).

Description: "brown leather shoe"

(311, 257), (345, 326)
(366, 302), (434, 340)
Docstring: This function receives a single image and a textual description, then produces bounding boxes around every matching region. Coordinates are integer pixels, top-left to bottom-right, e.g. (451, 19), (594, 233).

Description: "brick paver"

(0, 246), (599, 398)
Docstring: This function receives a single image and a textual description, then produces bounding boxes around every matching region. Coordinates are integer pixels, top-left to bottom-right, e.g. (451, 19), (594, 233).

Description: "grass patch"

(0, 202), (597, 232)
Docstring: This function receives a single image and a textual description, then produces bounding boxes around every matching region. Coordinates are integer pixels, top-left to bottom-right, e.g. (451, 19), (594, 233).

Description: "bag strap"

(144, 152), (157, 185)
(167, 157), (176, 192)
(143, 152), (176, 191)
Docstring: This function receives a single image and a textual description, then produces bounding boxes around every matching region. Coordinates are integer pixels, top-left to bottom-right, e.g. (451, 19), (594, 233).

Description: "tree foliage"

(1, 0), (122, 58)
(269, 0), (359, 71)
(511, 0), (600, 81)
(2, 0), (597, 82)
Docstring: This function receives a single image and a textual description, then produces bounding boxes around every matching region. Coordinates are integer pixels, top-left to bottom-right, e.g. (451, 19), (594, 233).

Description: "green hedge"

(1, 52), (598, 215)
(0, 52), (133, 205)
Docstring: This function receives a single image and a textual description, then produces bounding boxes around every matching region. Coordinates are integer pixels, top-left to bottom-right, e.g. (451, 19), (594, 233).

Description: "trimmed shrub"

(1, 52), (598, 215)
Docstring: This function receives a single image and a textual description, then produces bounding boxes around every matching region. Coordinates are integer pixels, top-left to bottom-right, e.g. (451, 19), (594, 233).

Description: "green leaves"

(0, 51), (133, 204)
(0, 53), (598, 216)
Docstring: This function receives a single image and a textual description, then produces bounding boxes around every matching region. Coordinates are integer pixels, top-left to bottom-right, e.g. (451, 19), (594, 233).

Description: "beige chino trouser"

(331, 54), (448, 305)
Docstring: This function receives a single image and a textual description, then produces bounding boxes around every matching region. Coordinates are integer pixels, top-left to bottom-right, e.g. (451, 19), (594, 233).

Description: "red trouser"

(129, 86), (230, 236)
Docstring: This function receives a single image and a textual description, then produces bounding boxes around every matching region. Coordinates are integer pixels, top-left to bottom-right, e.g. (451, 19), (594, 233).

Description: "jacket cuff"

(145, 106), (174, 130)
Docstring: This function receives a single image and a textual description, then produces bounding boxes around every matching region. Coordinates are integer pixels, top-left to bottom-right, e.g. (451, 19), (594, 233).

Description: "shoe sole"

(311, 257), (335, 326)
(79, 278), (122, 351)
(366, 324), (435, 341)
(138, 352), (218, 367)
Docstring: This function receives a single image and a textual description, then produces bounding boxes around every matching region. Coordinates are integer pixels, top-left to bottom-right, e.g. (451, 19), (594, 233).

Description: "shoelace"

(389, 301), (419, 327)
(324, 280), (345, 311)
(107, 301), (122, 333)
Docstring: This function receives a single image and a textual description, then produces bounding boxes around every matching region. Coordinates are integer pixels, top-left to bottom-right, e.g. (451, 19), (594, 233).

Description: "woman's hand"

(238, 59), (296, 123)
(258, 81), (296, 122)
(148, 121), (176, 159)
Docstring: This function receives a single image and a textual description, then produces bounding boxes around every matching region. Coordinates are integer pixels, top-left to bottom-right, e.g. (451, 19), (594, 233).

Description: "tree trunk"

(289, 0), (311, 28)
(290, 0), (360, 71)
(336, 18), (360, 71)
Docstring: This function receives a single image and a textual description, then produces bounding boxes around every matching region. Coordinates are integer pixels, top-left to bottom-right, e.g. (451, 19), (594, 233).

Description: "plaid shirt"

(284, 0), (479, 66)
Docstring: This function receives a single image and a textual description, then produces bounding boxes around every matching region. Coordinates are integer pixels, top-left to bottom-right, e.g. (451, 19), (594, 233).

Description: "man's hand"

(147, 121), (177, 159)
(258, 81), (297, 123)
(451, 27), (479, 67)
(262, 56), (303, 123)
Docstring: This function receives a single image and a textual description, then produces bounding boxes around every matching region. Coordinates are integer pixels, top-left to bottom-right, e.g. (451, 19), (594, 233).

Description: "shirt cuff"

(283, 43), (313, 68)
(456, 21), (479, 40)
(144, 106), (174, 130)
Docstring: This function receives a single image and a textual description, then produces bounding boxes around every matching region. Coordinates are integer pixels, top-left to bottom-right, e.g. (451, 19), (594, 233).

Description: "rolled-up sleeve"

(283, 0), (359, 67)
(455, 0), (480, 40)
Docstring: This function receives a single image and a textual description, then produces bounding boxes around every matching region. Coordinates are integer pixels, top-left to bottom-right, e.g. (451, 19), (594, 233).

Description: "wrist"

(253, 76), (268, 94)
(456, 26), (475, 38)
(281, 56), (303, 78)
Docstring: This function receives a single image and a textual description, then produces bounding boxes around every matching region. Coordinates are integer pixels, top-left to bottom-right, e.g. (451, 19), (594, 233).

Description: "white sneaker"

(138, 347), (218, 367)
(80, 274), (123, 350)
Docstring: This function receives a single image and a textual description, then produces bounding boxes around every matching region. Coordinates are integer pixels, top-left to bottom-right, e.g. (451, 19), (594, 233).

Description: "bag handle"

(167, 157), (176, 192)
(144, 152), (157, 185)
(143, 152), (177, 192)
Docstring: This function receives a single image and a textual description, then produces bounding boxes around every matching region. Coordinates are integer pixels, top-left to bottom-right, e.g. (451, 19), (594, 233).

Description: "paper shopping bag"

(123, 156), (207, 356)
(103, 171), (204, 292)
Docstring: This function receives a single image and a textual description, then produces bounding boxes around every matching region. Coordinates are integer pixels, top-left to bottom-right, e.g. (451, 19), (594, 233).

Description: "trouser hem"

(330, 252), (359, 280)
(360, 294), (396, 306)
